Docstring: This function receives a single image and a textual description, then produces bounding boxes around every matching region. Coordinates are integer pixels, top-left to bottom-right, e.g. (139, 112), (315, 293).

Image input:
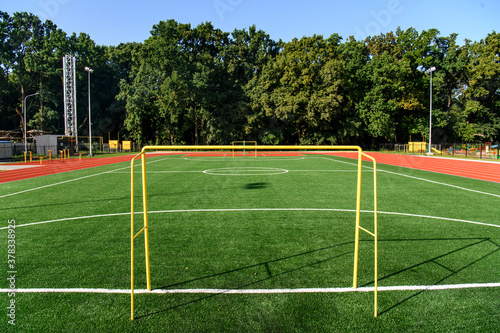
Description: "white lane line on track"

(1, 283), (500, 294)
(1, 208), (499, 230)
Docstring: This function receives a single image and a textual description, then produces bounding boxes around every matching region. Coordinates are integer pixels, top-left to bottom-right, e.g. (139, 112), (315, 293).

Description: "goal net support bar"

(130, 145), (378, 320)
(232, 141), (257, 157)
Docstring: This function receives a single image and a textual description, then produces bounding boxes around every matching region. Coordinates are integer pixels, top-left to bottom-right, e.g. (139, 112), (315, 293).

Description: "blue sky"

(2, 0), (498, 46)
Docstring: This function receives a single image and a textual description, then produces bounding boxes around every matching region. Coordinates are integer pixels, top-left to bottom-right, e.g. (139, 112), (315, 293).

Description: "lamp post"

(426, 66), (436, 155)
(24, 92), (40, 153)
(85, 67), (94, 156)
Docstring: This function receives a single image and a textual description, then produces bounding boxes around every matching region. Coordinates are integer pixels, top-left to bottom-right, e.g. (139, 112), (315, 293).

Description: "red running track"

(330, 152), (500, 183)
(0, 155), (138, 184)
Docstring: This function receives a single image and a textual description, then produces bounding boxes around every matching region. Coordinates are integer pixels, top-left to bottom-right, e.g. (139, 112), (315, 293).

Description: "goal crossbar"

(231, 141), (257, 157)
(130, 145), (378, 319)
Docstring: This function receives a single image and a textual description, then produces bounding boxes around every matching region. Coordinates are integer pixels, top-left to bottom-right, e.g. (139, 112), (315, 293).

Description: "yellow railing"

(130, 145), (377, 320)
(355, 152), (378, 317)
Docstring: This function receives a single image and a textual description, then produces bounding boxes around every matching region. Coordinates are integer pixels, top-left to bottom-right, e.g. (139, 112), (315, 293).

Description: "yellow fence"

(109, 140), (119, 149)
(408, 141), (427, 152)
(122, 141), (132, 151)
(130, 145), (378, 319)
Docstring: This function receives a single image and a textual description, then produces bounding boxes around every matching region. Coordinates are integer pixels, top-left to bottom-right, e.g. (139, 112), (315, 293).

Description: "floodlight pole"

(426, 66), (436, 155)
(85, 67), (94, 156)
(24, 92), (40, 153)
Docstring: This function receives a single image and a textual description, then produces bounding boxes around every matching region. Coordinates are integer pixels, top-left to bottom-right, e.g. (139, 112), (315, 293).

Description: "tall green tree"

(24, 20), (68, 133)
(238, 27), (283, 144)
(362, 28), (447, 143)
(119, 19), (190, 144)
(459, 32), (500, 142)
(255, 35), (347, 144)
(333, 37), (370, 144)
(2, 10), (499, 149)
(358, 52), (413, 141)
(0, 11), (45, 138)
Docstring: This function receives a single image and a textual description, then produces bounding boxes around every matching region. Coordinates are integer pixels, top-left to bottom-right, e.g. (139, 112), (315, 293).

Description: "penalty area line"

(321, 156), (500, 198)
(2, 208), (500, 230)
(1, 283), (500, 294)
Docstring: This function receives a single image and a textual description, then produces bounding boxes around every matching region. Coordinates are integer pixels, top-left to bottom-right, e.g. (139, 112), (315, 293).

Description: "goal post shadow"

(130, 145), (377, 320)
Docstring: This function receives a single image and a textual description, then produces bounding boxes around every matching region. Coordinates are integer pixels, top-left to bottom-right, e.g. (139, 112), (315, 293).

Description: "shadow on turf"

(363, 237), (500, 316)
(134, 241), (353, 320)
(134, 237), (500, 319)
(244, 182), (269, 190)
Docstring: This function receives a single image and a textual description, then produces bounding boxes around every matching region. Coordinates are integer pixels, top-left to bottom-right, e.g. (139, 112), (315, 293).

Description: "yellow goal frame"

(130, 145), (377, 320)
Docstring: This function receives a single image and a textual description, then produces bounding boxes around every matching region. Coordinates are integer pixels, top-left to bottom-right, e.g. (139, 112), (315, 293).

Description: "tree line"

(1, 11), (499, 147)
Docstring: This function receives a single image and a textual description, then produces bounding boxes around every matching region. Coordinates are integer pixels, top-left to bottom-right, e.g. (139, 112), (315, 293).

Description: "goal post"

(130, 145), (378, 320)
(231, 140), (257, 157)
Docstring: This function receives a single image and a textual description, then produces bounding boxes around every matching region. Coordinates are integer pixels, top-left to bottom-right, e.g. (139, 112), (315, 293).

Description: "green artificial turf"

(1, 152), (499, 332)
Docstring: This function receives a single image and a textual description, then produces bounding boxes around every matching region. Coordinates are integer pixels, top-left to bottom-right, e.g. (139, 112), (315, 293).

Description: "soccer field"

(1, 151), (500, 331)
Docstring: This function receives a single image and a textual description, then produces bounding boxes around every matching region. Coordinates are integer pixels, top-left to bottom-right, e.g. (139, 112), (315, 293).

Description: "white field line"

(319, 156), (371, 169)
(128, 170), (203, 173)
(378, 169), (500, 198)
(288, 170), (371, 172)
(112, 169), (370, 174)
(0, 165), (131, 199)
(1, 208), (499, 230)
(183, 156), (306, 161)
(0, 155), (353, 197)
(0, 156), (172, 199)
(1, 283), (500, 294)
(321, 156), (500, 198)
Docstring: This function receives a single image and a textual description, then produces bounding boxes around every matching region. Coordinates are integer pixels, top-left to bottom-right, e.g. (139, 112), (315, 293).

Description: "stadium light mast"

(24, 92), (40, 153)
(426, 66), (436, 155)
(85, 67), (94, 156)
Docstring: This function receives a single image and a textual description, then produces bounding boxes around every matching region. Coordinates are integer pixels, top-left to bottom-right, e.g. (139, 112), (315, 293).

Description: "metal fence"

(6, 141), (500, 161)
(375, 143), (500, 160)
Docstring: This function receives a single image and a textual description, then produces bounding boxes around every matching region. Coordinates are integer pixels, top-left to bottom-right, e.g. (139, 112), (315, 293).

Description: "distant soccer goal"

(130, 145), (378, 320)
(231, 140), (257, 157)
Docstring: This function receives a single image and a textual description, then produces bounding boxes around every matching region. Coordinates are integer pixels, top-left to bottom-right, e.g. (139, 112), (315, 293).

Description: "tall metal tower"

(63, 55), (77, 137)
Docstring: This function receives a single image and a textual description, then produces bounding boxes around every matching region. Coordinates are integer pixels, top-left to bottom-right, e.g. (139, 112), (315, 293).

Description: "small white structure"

(0, 141), (13, 159)
(35, 135), (64, 156)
